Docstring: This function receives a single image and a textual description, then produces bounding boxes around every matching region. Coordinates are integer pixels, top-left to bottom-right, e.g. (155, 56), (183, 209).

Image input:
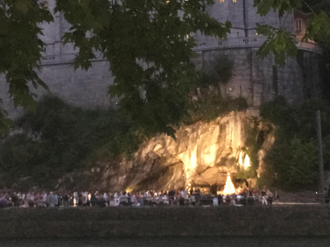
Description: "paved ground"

(2, 237), (330, 247)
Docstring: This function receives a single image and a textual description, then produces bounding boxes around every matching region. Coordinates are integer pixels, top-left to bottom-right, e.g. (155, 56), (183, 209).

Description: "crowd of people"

(0, 188), (275, 208)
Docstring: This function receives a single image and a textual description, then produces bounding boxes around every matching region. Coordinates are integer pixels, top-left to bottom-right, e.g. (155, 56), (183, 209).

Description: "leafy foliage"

(254, 0), (302, 17)
(254, 0), (330, 64)
(1, 0), (330, 136)
(54, 0), (231, 136)
(305, 11), (330, 44)
(186, 92), (248, 124)
(256, 24), (298, 65)
(263, 136), (317, 190)
(0, 0), (53, 111)
(259, 97), (330, 191)
(0, 100), (11, 136)
(0, 96), (146, 189)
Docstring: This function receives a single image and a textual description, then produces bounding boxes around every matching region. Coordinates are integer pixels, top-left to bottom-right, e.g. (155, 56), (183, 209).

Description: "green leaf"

(256, 24), (297, 65)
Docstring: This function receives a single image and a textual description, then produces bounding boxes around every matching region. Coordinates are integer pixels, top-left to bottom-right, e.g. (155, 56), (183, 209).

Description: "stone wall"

(0, 60), (114, 119)
(194, 48), (322, 108)
(0, 206), (330, 239)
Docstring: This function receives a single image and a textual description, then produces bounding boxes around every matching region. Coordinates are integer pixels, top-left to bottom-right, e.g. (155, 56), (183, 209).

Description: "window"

(220, 0), (224, 2)
(233, 0), (237, 2)
(295, 19), (302, 32)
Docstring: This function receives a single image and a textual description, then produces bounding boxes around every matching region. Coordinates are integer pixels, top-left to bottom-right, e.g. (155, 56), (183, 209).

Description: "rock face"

(90, 110), (262, 192)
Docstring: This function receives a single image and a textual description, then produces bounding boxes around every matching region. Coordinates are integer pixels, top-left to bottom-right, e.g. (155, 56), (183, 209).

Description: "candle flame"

(223, 173), (235, 195)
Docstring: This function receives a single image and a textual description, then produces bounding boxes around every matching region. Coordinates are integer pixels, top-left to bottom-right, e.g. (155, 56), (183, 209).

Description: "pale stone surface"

(79, 110), (276, 192)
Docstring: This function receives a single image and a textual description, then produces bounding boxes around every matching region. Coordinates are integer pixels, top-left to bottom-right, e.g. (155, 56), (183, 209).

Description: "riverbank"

(0, 206), (330, 239)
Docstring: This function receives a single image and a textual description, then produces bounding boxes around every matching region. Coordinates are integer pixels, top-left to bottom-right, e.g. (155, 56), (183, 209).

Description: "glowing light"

(190, 146), (197, 171)
(223, 173), (235, 195)
(238, 152), (243, 166)
(244, 154), (251, 169)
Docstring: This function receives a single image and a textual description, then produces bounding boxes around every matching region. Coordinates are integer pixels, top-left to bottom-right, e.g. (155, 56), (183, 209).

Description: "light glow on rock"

(223, 173), (235, 195)
(244, 154), (251, 169)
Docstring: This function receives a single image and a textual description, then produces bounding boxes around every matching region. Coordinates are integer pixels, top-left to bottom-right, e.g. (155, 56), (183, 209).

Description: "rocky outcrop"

(85, 110), (273, 192)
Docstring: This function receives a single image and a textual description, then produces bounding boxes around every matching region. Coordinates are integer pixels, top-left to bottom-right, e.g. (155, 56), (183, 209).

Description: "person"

(54, 193), (59, 207)
(78, 193), (83, 206)
(11, 193), (19, 207)
(82, 192), (89, 206)
(119, 192), (128, 206)
(168, 189), (175, 205)
(63, 193), (69, 207)
(0, 196), (8, 208)
(266, 190), (273, 205)
(195, 188), (201, 206)
(217, 194), (223, 205)
(27, 192), (35, 208)
(73, 191), (78, 206)
(213, 196), (218, 206)
(98, 195), (106, 208)
(114, 192), (120, 206)
(179, 193), (184, 206)
(180, 189), (184, 198)
(190, 187), (193, 196)
(46, 192), (56, 207)
(103, 192), (109, 207)
(261, 191), (268, 205)
(247, 191), (254, 205)
(130, 193), (139, 206)
(90, 193), (98, 207)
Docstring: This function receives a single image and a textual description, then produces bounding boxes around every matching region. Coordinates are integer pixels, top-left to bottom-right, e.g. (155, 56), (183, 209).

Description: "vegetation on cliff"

(259, 97), (330, 191)
(0, 87), (248, 189)
(0, 96), (145, 189)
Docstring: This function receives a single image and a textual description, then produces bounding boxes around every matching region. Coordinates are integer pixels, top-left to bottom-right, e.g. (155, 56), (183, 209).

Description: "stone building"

(0, 0), (322, 118)
(193, 0), (322, 108)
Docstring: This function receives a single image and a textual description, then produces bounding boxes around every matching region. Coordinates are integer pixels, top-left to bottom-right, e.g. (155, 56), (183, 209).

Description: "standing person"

(130, 193), (138, 206)
(195, 188), (201, 206)
(119, 191), (128, 206)
(168, 189), (175, 205)
(261, 191), (268, 205)
(114, 192), (119, 206)
(73, 191), (78, 206)
(63, 193), (69, 207)
(88, 192), (92, 206)
(266, 190), (273, 205)
(27, 192), (35, 208)
(98, 195), (106, 208)
(54, 193), (59, 207)
(11, 193), (19, 207)
(46, 192), (56, 207)
(21, 193), (26, 207)
(82, 192), (89, 206)
(90, 193), (98, 207)
(103, 192), (109, 207)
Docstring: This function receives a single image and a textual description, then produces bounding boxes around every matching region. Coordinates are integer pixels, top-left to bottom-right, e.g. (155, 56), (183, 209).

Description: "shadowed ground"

(2, 237), (330, 247)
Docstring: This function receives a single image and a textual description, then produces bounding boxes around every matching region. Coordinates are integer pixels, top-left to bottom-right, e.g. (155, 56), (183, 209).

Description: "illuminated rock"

(93, 111), (261, 191)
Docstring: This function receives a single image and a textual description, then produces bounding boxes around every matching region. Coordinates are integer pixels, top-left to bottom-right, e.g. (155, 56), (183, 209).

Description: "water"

(2, 237), (330, 247)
